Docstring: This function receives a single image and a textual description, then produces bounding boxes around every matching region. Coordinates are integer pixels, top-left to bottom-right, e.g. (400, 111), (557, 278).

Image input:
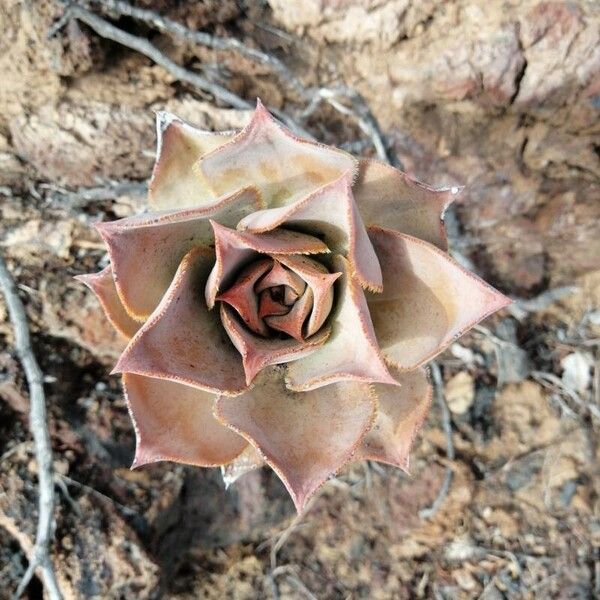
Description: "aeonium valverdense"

(77, 100), (509, 511)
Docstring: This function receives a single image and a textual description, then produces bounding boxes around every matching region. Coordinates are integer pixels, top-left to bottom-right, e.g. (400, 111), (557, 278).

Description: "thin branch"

(40, 180), (148, 207)
(60, 5), (312, 137)
(52, 1), (394, 161)
(318, 86), (401, 167)
(0, 255), (62, 600)
(508, 285), (578, 320)
(86, 0), (307, 98)
(419, 362), (455, 520)
(66, 5), (252, 110)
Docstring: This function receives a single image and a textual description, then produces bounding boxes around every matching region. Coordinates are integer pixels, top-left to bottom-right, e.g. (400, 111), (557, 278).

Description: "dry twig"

(87, 0), (307, 97)
(419, 361), (455, 519)
(52, 0), (395, 162)
(0, 255), (62, 600)
(64, 5), (253, 111)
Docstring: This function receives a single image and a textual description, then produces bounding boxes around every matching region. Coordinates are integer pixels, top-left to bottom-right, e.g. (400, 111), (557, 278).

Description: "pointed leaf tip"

(215, 369), (376, 511)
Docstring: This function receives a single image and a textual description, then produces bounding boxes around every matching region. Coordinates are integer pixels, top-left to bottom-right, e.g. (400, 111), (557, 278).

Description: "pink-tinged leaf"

(221, 445), (265, 489)
(217, 259), (273, 336)
(149, 112), (235, 209)
(353, 159), (460, 250)
(258, 289), (290, 318)
(285, 255), (398, 391)
(198, 99), (357, 208)
(265, 287), (314, 341)
(214, 368), (376, 511)
(239, 173), (383, 291)
(124, 373), (247, 468)
(97, 187), (262, 320)
(276, 255), (340, 337)
(220, 305), (330, 385)
(205, 222), (329, 309)
(75, 265), (141, 339)
(255, 260), (306, 297)
(113, 246), (248, 395)
(367, 227), (511, 370)
(356, 367), (432, 471)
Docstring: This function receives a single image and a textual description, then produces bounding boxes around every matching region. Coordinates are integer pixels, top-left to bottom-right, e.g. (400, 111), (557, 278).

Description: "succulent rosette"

(77, 100), (509, 511)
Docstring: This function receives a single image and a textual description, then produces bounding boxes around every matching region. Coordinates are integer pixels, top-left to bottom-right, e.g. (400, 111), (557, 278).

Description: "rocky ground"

(0, 1), (599, 598)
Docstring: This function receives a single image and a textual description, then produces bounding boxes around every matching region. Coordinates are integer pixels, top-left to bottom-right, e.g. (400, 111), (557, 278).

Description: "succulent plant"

(77, 100), (509, 511)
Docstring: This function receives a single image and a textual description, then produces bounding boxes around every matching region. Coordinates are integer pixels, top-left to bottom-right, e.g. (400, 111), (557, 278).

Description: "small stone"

(445, 371), (475, 415)
(561, 351), (593, 394)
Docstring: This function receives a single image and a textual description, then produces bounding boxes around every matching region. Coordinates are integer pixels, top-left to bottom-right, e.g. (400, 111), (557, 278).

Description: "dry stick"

(87, 0), (307, 98)
(57, 5), (312, 138)
(60, 0), (396, 164)
(419, 361), (455, 520)
(0, 256), (62, 600)
(67, 5), (251, 111)
(91, 0), (397, 164)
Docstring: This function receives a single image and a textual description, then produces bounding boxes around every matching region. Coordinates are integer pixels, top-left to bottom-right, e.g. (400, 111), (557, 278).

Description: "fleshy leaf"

(97, 187), (262, 320)
(149, 112), (235, 209)
(255, 260), (306, 297)
(265, 287), (314, 341)
(198, 99), (357, 208)
(285, 255), (398, 391)
(220, 304), (330, 385)
(276, 255), (340, 337)
(367, 227), (511, 370)
(239, 173), (383, 291)
(356, 367), (432, 471)
(75, 266), (140, 339)
(217, 259), (273, 336)
(214, 368), (376, 511)
(353, 159), (459, 250)
(113, 246), (248, 395)
(205, 222), (329, 309)
(124, 373), (247, 467)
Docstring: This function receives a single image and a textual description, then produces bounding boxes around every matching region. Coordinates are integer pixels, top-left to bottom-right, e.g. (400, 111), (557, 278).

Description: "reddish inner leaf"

(216, 255), (336, 343)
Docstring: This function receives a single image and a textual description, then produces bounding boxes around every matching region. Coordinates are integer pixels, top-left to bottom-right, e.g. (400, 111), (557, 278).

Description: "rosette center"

(216, 255), (338, 342)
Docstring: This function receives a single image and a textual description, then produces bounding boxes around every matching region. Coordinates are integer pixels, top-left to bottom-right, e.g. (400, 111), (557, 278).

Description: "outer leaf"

(353, 159), (460, 250)
(220, 304), (330, 385)
(113, 246), (248, 395)
(356, 367), (432, 471)
(198, 99), (357, 208)
(124, 373), (247, 467)
(75, 265), (140, 338)
(239, 173), (383, 291)
(205, 222), (329, 309)
(97, 187), (262, 320)
(367, 227), (511, 370)
(215, 368), (376, 511)
(149, 112), (235, 209)
(286, 255), (398, 391)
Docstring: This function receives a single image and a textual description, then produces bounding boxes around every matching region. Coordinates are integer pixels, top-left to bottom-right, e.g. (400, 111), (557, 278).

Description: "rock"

(561, 351), (593, 394)
(445, 371), (475, 415)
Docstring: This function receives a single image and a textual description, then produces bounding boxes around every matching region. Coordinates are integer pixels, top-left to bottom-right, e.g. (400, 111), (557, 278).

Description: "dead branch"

(271, 565), (318, 600)
(532, 370), (600, 422)
(65, 5), (252, 110)
(508, 285), (578, 320)
(40, 180), (148, 207)
(52, 1), (396, 163)
(419, 362), (455, 520)
(87, 0), (307, 98)
(0, 255), (62, 600)
(55, 4), (313, 137)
